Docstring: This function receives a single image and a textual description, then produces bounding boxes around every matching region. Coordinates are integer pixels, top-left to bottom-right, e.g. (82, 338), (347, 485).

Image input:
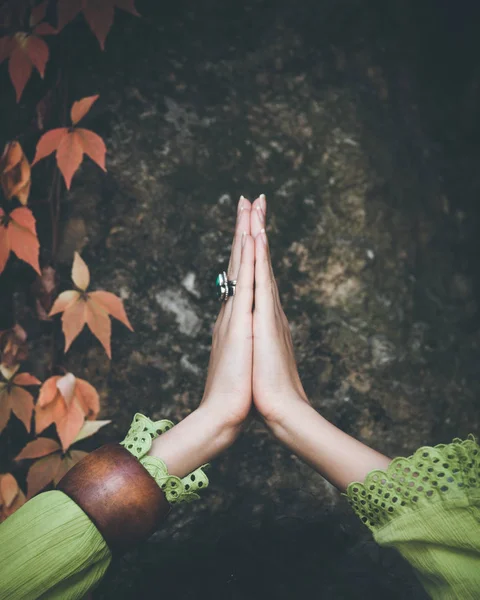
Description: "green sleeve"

(0, 490), (111, 600)
(345, 435), (480, 599)
(0, 413), (209, 600)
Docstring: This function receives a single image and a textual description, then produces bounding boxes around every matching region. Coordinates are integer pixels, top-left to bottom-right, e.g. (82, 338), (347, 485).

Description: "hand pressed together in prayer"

(149, 194), (390, 489)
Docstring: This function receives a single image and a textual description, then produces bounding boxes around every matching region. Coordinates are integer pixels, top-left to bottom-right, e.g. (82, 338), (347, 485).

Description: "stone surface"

(2, 0), (480, 598)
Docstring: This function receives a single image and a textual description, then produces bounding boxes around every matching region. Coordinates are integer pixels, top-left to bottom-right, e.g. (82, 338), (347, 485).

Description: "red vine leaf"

(0, 1), (56, 101)
(0, 473), (18, 508)
(49, 252), (133, 357)
(31, 266), (56, 320)
(0, 367), (40, 434)
(0, 32), (50, 102)
(31, 96), (106, 189)
(35, 373), (100, 450)
(0, 207), (41, 275)
(71, 94), (99, 125)
(0, 325), (28, 369)
(26, 453), (62, 498)
(0, 141), (32, 205)
(73, 419), (110, 443)
(0, 473), (26, 522)
(57, 0), (140, 49)
(15, 437), (61, 460)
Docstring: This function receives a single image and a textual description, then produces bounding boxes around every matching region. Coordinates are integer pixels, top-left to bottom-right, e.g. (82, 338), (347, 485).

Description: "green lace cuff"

(120, 413), (209, 504)
(345, 434), (480, 532)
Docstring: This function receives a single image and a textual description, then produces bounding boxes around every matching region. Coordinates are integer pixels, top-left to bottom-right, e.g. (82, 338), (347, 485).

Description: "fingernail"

(259, 194), (266, 211)
(238, 195), (246, 212)
(242, 231), (247, 247)
(256, 205), (264, 222)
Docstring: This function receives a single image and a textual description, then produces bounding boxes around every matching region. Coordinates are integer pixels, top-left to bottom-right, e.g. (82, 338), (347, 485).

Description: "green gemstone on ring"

(216, 273), (223, 300)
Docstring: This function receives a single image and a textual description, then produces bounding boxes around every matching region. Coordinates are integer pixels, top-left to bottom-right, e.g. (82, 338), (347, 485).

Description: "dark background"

(1, 0), (480, 597)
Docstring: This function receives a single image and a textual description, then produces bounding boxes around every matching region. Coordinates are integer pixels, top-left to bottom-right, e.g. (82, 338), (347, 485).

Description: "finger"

(216, 196), (250, 330)
(228, 195), (252, 277)
(251, 195), (281, 310)
(254, 229), (277, 322)
(224, 196), (252, 320)
(230, 233), (254, 325)
(250, 194), (265, 240)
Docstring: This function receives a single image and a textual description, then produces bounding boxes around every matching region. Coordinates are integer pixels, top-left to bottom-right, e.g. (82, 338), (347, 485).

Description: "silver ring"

(216, 271), (236, 302)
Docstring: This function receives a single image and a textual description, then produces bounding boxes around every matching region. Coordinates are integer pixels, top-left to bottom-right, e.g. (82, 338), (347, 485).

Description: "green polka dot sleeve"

(345, 435), (480, 599)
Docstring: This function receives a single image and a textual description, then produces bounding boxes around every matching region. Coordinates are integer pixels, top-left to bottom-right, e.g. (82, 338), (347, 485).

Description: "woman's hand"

(248, 194), (310, 425)
(149, 196), (255, 477)
(199, 195), (255, 433)
(246, 195), (391, 490)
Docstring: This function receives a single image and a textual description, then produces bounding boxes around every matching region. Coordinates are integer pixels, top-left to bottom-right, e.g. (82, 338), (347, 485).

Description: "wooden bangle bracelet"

(57, 443), (171, 556)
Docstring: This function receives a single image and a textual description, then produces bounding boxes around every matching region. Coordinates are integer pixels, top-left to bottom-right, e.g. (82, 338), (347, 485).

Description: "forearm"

(148, 406), (238, 478)
(266, 397), (392, 492)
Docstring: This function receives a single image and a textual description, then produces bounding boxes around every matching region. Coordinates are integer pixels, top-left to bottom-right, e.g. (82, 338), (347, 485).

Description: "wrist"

(261, 392), (312, 432)
(147, 406), (236, 478)
(266, 399), (391, 491)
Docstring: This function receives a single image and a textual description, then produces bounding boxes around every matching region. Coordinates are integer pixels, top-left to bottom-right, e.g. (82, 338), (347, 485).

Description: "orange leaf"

(55, 395), (85, 450)
(32, 128), (67, 165)
(90, 291), (133, 331)
(27, 453), (61, 498)
(30, 1), (49, 27)
(8, 41), (33, 103)
(56, 0), (139, 49)
(0, 213), (9, 274)
(9, 386), (34, 431)
(0, 324), (28, 368)
(72, 252), (90, 290)
(37, 375), (60, 407)
(16, 437), (61, 460)
(85, 299), (111, 358)
(0, 473), (18, 508)
(0, 387), (11, 433)
(49, 290), (80, 316)
(0, 141), (31, 205)
(5, 33), (50, 102)
(76, 128), (107, 171)
(12, 372), (41, 386)
(71, 95), (99, 126)
(49, 253), (132, 356)
(56, 372), (76, 406)
(35, 392), (65, 434)
(75, 378), (100, 418)
(73, 419), (110, 443)
(62, 299), (87, 352)
(56, 130), (83, 189)
(0, 369), (37, 433)
(8, 160), (31, 205)
(34, 22), (58, 36)
(35, 374), (99, 450)
(24, 35), (49, 78)
(9, 207), (41, 275)
(0, 141), (23, 173)
(82, 1), (114, 51)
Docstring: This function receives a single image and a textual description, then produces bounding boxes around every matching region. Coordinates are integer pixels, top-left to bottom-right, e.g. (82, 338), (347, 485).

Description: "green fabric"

(0, 490), (110, 600)
(120, 412), (210, 503)
(0, 412), (210, 600)
(346, 434), (480, 599)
